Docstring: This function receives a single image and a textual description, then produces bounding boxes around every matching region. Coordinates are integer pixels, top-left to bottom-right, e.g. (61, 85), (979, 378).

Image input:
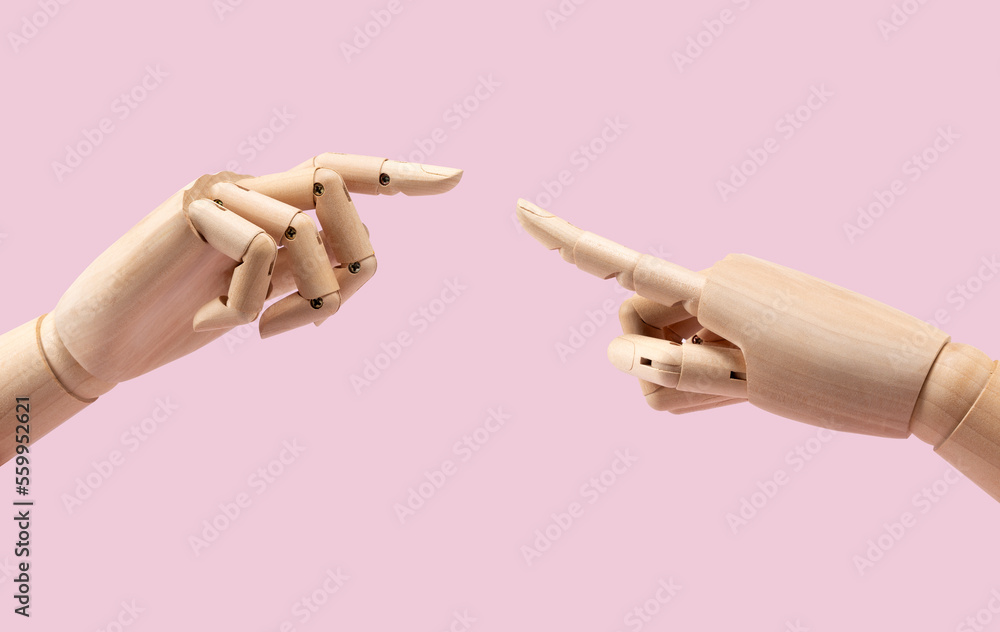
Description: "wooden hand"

(516, 200), (1000, 502)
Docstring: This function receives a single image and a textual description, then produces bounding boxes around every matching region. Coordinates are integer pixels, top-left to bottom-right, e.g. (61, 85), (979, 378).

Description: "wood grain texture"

(910, 343), (993, 446)
(516, 204), (1000, 500)
(51, 173), (247, 383)
(698, 254), (950, 438)
(1, 156), (462, 464)
(928, 357), (1000, 501)
(313, 168), (375, 266)
(0, 318), (98, 463)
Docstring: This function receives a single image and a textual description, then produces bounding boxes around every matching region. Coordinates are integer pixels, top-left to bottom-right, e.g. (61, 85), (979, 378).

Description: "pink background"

(3, 0), (1000, 629)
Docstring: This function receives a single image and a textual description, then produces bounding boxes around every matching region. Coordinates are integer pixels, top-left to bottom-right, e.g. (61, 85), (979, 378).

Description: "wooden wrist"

(910, 342), (1000, 502)
(910, 342), (993, 446)
(36, 314), (116, 402)
(1, 316), (115, 463)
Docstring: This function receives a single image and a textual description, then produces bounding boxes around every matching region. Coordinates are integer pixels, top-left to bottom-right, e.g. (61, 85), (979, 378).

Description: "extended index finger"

(238, 153), (463, 269)
(238, 153), (464, 206)
(515, 200), (705, 313)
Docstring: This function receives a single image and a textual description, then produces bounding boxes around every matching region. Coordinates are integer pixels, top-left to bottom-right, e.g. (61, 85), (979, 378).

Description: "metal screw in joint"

(313, 182), (325, 197)
(284, 226), (297, 241)
(691, 335), (703, 345)
(379, 173), (391, 186)
(213, 199), (223, 206)
(348, 261), (361, 274)
(310, 297), (324, 310)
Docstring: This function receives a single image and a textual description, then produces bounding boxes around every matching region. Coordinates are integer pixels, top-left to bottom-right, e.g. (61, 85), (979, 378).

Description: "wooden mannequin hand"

(0, 154), (461, 460)
(516, 201), (1000, 501)
(44, 154), (461, 388)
